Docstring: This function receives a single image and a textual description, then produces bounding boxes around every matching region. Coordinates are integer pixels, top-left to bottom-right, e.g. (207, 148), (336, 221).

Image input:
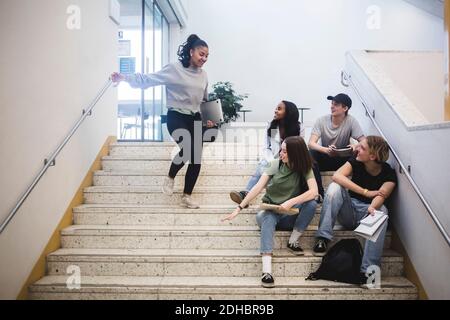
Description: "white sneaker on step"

(180, 194), (200, 209)
(162, 176), (175, 195)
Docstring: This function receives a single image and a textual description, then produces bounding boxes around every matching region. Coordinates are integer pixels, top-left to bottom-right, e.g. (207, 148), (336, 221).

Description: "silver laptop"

(200, 99), (224, 126)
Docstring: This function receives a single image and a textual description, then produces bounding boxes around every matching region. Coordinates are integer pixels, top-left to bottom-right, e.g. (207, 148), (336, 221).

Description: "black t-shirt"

(348, 158), (397, 204)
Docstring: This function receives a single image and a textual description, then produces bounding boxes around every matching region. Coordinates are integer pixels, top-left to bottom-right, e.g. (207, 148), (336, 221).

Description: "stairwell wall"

(346, 52), (450, 299)
(0, 0), (117, 299)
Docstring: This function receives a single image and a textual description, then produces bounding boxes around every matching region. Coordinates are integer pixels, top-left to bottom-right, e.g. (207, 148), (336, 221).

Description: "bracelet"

(363, 189), (368, 196)
(237, 205), (244, 210)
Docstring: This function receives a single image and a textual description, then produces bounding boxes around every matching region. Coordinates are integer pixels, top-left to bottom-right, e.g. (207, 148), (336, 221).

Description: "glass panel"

(161, 15), (170, 141)
(117, 0), (143, 140)
(116, 0), (169, 141)
(143, 0), (154, 140)
(151, 4), (163, 141)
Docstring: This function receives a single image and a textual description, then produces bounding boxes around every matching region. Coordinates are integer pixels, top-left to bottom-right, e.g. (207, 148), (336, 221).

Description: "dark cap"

(327, 93), (352, 109)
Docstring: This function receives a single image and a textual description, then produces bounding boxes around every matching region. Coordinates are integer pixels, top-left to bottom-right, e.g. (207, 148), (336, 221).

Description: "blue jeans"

(245, 159), (270, 191)
(316, 182), (389, 273)
(256, 200), (318, 254)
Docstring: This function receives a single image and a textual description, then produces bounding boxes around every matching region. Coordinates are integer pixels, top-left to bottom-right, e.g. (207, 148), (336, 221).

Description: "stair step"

(73, 204), (324, 226)
(83, 186), (266, 205)
(46, 248), (404, 277)
(29, 275), (418, 300)
(95, 169), (334, 177)
(60, 225), (392, 250)
(102, 159), (260, 172)
(109, 142), (263, 157)
(94, 170), (334, 177)
(109, 142), (263, 146)
(93, 171), (333, 188)
(104, 155), (262, 161)
(103, 155), (262, 162)
(93, 171), (252, 187)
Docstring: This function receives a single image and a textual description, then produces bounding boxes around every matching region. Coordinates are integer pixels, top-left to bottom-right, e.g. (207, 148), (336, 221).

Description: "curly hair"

(177, 34), (208, 68)
(267, 100), (300, 140)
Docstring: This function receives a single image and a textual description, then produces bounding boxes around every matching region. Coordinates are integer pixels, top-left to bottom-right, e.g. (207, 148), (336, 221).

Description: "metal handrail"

(0, 79), (113, 234)
(342, 71), (450, 247)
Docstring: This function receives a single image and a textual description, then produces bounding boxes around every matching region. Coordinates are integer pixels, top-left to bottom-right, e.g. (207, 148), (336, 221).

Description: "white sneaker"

(162, 176), (175, 195)
(180, 194), (200, 209)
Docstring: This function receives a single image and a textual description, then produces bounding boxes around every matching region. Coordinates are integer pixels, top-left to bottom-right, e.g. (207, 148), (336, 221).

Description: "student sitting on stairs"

(229, 100), (304, 206)
(222, 136), (318, 288)
(308, 93), (365, 199)
(313, 136), (397, 284)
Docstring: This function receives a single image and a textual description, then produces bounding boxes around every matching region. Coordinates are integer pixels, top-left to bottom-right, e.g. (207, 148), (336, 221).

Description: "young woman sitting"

(222, 136), (318, 288)
(229, 100), (303, 206)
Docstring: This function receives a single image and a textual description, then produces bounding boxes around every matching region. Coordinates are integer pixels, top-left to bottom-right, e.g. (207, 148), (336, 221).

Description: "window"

(117, 0), (170, 141)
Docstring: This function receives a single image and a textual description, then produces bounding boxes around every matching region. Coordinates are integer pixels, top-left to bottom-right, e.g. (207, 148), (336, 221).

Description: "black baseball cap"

(327, 93), (352, 109)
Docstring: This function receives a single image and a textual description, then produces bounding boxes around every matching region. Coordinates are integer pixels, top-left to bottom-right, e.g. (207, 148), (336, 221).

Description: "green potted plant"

(208, 82), (248, 124)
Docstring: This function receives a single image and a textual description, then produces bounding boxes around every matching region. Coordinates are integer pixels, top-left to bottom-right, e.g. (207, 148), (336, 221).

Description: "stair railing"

(341, 70), (450, 247)
(0, 78), (113, 234)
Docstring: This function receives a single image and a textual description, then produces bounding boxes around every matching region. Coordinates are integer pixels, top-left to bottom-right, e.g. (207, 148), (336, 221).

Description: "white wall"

(0, 0), (117, 299)
(179, 0), (443, 125)
(368, 51), (444, 123)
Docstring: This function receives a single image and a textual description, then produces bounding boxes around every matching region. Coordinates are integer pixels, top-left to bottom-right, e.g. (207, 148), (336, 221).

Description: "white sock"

(262, 256), (272, 274)
(289, 229), (303, 244)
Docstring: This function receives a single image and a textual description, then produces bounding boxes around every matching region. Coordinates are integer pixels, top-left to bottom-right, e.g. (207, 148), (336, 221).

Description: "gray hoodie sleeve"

(125, 63), (174, 89)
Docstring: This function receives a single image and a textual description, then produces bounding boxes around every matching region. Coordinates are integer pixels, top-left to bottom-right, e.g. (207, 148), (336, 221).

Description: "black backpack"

(306, 239), (363, 285)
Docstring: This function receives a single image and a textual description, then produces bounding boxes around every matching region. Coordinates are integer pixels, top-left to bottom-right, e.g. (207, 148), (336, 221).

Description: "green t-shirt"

(261, 160), (314, 205)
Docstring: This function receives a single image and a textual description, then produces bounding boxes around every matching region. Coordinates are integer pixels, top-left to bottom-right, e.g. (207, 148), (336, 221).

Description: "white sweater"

(125, 61), (208, 114)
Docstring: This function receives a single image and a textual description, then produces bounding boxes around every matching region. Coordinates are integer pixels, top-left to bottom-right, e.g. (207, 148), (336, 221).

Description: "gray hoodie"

(125, 61), (208, 114)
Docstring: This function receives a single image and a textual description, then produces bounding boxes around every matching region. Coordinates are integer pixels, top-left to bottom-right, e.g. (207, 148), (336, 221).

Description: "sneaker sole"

(161, 187), (174, 196)
(287, 248), (305, 256)
(312, 251), (327, 257)
(229, 191), (243, 204)
(261, 282), (275, 288)
(179, 202), (200, 209)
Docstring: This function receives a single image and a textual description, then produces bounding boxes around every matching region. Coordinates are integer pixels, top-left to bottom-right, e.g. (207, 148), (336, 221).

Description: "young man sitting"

(313, 136), (397, 283)
(308, 93), (365, 198)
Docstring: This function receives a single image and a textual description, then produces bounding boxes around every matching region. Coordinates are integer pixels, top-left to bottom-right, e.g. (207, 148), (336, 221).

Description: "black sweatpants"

(310, 149), (350, 197)
(166, 110), (204, 195)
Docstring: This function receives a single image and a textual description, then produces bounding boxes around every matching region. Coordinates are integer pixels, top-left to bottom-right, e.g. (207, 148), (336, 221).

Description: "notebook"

(354, 210), (388, 242)
(200, 99), (224, 126)
(330, 146), (354, 158)
(259, 203), (299, 215)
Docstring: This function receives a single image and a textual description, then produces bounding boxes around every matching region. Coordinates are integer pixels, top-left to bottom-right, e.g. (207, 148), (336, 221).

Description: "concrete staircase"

(29, 142), (418, 300)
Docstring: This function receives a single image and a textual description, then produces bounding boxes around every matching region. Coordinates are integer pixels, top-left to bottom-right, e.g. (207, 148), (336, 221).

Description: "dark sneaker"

(359, 271), (381, 289)
(313, 238), (329, 256)
(261, 273), (275, 288)
(229, 190), (249, 208)
(358, 272), (369, 286)
(287, 240), (305, 256)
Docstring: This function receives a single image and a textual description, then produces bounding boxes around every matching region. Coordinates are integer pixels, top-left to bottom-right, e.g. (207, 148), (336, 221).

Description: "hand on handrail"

(111, 72), (125, 86)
